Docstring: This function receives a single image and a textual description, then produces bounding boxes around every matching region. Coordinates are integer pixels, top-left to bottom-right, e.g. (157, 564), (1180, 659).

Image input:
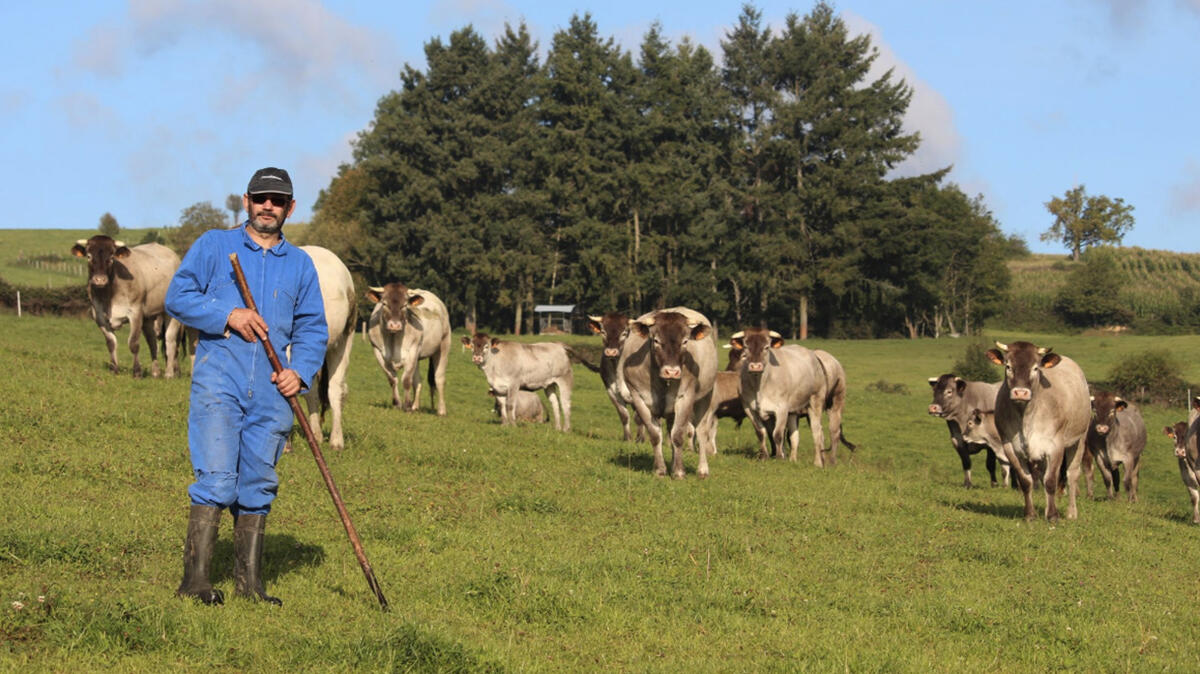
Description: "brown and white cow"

(488, 388), (546, 423)
(587, 312), (644, 441)
(1165, 403), (1200, 523)
(297, 246), (357, 451)
(927, 374), (1007, 488)
(1084, 391), (1146, 502)
(462, 333), (576, 431)
(618, 307), (718, 478)
(71, 235), (180, 378)
(987, 341), (1091, 521)
(366, 283), (451, 415)
(731, 328), (828, 465)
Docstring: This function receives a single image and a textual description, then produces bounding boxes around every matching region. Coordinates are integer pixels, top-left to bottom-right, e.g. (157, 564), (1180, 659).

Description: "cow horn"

(768, 330), (781, 339)
(1089, 395), (1095, 402)
(722, 344), (732, 349)
(368, 286), (384, 294)
(1036, 346), (1049, 356)
(639, 317), (656, 327)
(113, 240), (125, 248)
(994, 341), (1008, 352)
(730, 331), (744, 340)
(927, 377), (938, 384)
(76, 238), (88, 247)
(588, 315), (603, 323)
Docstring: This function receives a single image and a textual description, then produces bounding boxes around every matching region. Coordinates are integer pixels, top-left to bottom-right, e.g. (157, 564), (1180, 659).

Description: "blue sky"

(2, 0), (1197, 254)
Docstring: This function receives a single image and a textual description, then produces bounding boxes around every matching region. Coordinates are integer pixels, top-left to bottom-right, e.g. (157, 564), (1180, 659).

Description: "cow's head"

(1089, 391), (1127, 436)
(723, 341), (745, 371)
(964, 407), (992, 440)
(730, 327), (783, 375)
(986, 341), (1061, 406)
(588, 312), (629, 359)
(366, 283), (425, 333)
(1166, 421), (1189, 459)
(461, 332), (499, 367)
(927, 374), (968, 417)
(71, 235), (130, 288)
(631, 311), (709, 380)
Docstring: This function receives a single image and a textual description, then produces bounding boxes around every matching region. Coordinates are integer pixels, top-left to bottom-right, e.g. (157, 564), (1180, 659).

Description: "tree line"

(304, 2), (1023, 338)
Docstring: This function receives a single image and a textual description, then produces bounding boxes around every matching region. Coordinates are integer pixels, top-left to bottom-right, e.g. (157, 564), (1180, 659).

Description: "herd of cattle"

(70, 235), (1200, 523)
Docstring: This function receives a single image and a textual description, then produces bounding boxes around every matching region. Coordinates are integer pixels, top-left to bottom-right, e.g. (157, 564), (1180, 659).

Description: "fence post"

(16, 291), (20, 317)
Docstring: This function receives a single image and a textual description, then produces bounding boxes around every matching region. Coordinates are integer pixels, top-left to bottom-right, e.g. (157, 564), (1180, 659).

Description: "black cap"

(247, 167), (293, 196)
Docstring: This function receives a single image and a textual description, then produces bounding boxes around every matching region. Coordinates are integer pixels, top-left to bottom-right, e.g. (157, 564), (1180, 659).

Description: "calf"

(1084, 391), (1146, 502)
(927, 374), (1007, 488)
(587, 312), (643, 441)
(987, 341), (1091, 521)
(618, 308), (718, 478)
(488, 388), (546, 423)
(462, 333), (575, 431)
(366, 283), (451, 415)
(732, 328), (828, 465)
(72, 236), (181, 377)
(1165, 407), (1200, 523)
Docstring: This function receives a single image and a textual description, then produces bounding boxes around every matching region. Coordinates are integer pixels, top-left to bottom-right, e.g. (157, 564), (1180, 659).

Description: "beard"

(248, 209), (287, 236)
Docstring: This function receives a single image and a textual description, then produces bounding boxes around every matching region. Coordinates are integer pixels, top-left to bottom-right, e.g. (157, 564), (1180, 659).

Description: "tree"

(169, 201), (228, 253)
(1053, 248), (1133, 327)
(98, 212), (120, 237)
(225, 194), (243, 228)
(1041, 185), (1135, 261)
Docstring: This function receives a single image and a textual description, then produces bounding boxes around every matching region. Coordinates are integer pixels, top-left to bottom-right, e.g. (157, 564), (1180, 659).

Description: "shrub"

(952, 341), (1001, 382)
(1053, 250), (1133, 328)
(1106, 349), (1188, 405)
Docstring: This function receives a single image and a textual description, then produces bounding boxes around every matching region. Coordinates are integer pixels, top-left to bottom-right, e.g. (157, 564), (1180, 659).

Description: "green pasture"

(3, 312), (1200, 671)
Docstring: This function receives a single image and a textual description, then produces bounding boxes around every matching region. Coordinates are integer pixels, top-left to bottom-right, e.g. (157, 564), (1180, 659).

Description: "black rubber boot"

(233, 513), (282, 605)
(176, 505), (224, 605)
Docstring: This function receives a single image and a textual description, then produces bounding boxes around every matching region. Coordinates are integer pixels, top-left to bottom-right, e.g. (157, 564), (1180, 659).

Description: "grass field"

(4, 311), (1200, 671)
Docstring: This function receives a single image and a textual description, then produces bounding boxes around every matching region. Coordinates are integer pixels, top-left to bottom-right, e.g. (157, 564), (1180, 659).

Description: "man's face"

(244, 192), (294, 235)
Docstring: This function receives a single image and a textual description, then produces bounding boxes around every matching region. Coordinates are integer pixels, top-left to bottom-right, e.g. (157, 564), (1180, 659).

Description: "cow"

(297, 246), (356, 451)
(1165, 404), (1200, 523)
(587, 312), (644, 442)
(927, 374), (1008, 488)
(1084, 391), (1146, 502)
(731, 328), (828, 465)
(462, 333), (582, 432)
(986, 341), (1091, 521)
(618, 307), (718, 479)
(366, 283), (451, 415)
(488, 388), (546, 423)
(71, 235), (180, 378)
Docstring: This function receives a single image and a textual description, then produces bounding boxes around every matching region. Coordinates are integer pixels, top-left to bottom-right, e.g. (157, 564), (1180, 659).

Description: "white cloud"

(840, 11), (962, 178)
(1170, 160), (1200, 215)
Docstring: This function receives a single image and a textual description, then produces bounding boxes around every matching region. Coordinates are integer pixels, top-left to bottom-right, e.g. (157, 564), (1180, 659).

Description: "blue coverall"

(165, 226), (328, 516)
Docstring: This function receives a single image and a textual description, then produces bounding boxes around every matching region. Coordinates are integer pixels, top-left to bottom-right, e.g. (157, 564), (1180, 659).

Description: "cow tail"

(840, 432), (857, 451)
(564, 345), (601, 373)
(318, 360), (330, 418)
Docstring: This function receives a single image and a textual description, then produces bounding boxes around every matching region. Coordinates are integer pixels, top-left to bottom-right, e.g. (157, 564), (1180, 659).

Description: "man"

(166, 167), (328, 606)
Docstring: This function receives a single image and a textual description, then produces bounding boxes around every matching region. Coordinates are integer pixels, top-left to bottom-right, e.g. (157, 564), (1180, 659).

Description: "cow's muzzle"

(386, 320), (405, 332)
(472, 355), (484, 365)
(604, 348), (620, 358)
(1094, 424), (1110, 435)
(928, 404), (943, 416)
(660, 366), (682, 379)
(1010, 388), (1032, 403)
(90, 274), (109, 287)
(748, 361), (765, 373)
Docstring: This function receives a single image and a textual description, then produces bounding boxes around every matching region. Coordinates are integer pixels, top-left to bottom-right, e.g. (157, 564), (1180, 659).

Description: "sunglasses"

(250, 194), (290, 207)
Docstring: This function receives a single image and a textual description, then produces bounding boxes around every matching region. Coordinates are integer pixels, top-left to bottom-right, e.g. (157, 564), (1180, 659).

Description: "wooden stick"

(228, 253), (388, 611)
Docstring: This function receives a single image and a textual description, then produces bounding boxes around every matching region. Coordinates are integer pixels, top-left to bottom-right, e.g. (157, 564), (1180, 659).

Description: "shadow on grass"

(211, 534), (325, 584)
(940, 498), (1028, 520)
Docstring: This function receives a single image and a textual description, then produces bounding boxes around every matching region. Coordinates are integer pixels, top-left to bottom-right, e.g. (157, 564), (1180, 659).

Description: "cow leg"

(127, 312), (145, 378)
(606, 387), (633, 441)
(557, 379), (572, 433)
(985, 449), (999, 487)
(1004, 443), (1036, 520)
(1126, 457), (1140, 503)
(785, 415), (802, 463)
(770, 411), (788, 461)
(1096, 454), (1117, 499)
(401, 358), (421, 412)
(543, 385), (562, 430)
(325, 334), (352, 451)
(165, 317), (181, 378)
(1081, 447), (1095, 498)
(99, 323), (120, 373)
(668, 415), (690, 479)
(1063, 441), (1083, 520)
(142, 314), (161, 378)
(746, 409), (770, 460)
(955, 444), (975, 489)
(1038, 453), (1061, 522)
(431, 338), (449, 416)
(629, 395), (666, 476)
(302, 382), (325, 445)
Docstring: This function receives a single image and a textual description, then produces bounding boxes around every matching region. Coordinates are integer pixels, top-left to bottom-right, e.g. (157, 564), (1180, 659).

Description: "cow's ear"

(985, 349), (1004, 365)
(1192, 396), (1200, 411)
(691, 325), (710, 341)
(490, 337), (502, 348)
(1165, 426), (1177, 438)
(588, 319), (602, 334)
(407, 294), (425, 308)
(366, 288), (382, 304)
(955, 378), (967, 394)
(1114, 398), (1128, 412)
(1040, 352), (1062, 369)
(730, 338), (745, 351)
(769, 336), (785, 349)
(632, 321), (651, 338)
(71, 243), (87, 258)
(114, 245), (132, 258)
(459, 336), (471, 345)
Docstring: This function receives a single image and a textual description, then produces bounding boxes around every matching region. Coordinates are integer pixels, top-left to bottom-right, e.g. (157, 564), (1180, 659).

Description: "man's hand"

(227, 308), (268, 342)
(272, 369), (302, 398)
